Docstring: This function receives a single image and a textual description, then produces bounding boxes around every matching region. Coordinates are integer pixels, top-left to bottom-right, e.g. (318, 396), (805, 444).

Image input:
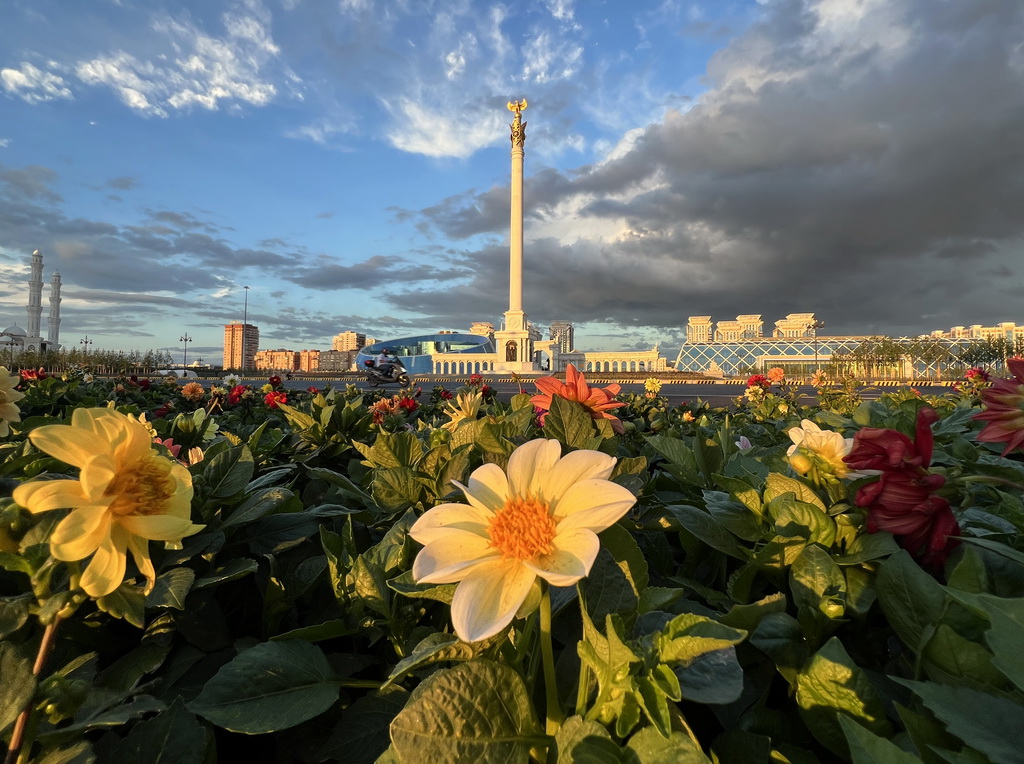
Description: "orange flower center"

(106, 456), (175, 517)
(488, 495), (557, 560)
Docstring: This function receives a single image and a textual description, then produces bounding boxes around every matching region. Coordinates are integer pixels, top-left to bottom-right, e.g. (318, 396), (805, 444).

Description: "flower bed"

(1, 363), (1023, 763)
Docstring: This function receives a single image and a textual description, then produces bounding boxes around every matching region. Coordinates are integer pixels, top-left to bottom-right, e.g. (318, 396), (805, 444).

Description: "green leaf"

(554, 716), (622, 764)
(674, 646), (744, 705)
(318, 686), (410, 764)
(32, 741), (93, 764)
(193, 558), (258, 590)
(839, 716), (921, 764)
(203, 444), (255, 499)
(0, 641), (36, 734)
(667, 504), (745, 559)
(622, 726), (712, 763)
(352, 555), (391, 618)
(789, 545), (845, 619)
(656, 613), (747, 665)
(190, 640), (340, 734)
(221, 487), (295, 528)
(96, 581), (146, 629)
(145, 568), (195, 610)
(834, 532), (899, 565)
(110, 697), (208, 764)
(876, 550), (945, 653)
(714, 474), (763, 516)
(599, 523), (649, 592)
(764, 473), (826, 511)
(385, 632), (491, 688)
(895, 678), (1024, 764)
(389, 660), (542, 764)
(388, 570), (457, 604)
(977, 596), (1024, 691)
(97, 644), (170, 693)
(922, 624), (1005, 688)
(0, 594), (31, 638)
(795, 637), (891, 757)
(719, 593), (787, 632)
(270, 619), (359, 643)
(769, 497), (836, 548)
(544, 394), (602, 450)
(583, 548), (639, 621)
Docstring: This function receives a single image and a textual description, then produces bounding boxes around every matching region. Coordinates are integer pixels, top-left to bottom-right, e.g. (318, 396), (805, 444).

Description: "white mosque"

(0, 249), (62, 358)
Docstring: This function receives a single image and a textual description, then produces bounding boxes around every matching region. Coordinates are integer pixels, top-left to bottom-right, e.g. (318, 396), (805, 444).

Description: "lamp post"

(242, 285), (250, 373)
(808, 319), (825, 377)
(180, 333), (192, 371)
(79, 335), (92, 360)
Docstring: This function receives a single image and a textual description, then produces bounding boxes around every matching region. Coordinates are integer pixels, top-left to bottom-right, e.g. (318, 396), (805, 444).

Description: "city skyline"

(1, 0), (1022, 365)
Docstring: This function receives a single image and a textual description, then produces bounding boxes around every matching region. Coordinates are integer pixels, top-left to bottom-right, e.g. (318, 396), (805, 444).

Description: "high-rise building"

(332, 331), (366, 352)
(549, 321), (574, 353)
(223, 322), (259, 370)
(254, 349), (299, 371)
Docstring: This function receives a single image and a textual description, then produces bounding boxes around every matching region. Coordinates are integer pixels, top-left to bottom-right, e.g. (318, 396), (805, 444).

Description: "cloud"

(74, 0), (282, 116)
(1, 62), (73, 104)
(105, 176), (138, 190)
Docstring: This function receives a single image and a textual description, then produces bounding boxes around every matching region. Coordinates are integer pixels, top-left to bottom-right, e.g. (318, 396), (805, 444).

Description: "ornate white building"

(1, 250), (62, 358)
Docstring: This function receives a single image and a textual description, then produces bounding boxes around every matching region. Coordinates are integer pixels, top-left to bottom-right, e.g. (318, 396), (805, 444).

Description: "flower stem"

(957, 475), (1024, 491)
(539, 585), (564, 735)
(4, 614), (62, 764)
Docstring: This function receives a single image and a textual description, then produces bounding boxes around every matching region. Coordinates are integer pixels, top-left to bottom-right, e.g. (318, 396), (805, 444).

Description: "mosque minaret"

(27, 249), (43, 339)
(48, 269), (62, 347)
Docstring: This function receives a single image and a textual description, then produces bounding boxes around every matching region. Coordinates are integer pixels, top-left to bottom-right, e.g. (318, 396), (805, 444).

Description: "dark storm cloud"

(410, 0), (1024, 338)
(284, 254), (473, 291)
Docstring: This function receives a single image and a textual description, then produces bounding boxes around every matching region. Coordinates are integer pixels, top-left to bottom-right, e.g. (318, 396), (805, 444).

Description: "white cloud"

(544, 0), (575, 22)
(74, 0), (282, 116)
(0, 138), (9, 148)
(1, 62), (73, 104)
(521, 30), (584, 83)
(384, 98), (502, 158)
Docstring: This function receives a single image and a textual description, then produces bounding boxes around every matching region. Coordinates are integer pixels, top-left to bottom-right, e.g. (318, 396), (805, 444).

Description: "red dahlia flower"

(307, 386), (320, 394)
(264, 391), (288, 409)
(973, 357), (1024, 456)
(268, 375), (282, 387)
(746, 374), (771, 389)
(532, 363), (626, 435)
(844, 406), (939, 472)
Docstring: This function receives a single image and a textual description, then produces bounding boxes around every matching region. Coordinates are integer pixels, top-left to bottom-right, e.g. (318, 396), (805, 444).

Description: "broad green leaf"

(839, 715), (921, 764)
(789, 545), (845, 619)
(895, 679), (1024, 764)
(764, 473), (826, 511)
(220, 487), (295, 528)
(720, 593), (787, 632)
(713, 474), (763, 516)
(389, 660), (542, 764)
(384, 632), (496, 688)
(895, 702), (962, 764)
(352, 555), (391, 618)
(674, 646), (744, 705)
(96, 582), (146, 629)
(795, 638), (891, 757)
(203, 444), (255, 499)
(97, 644), (170, 693)
(145, 568), (195, 610)
(544, 394), (602, 450)
(922, 624), (1005, 688)
(318, 686), (409, 764)
(0, 594), (31, 638)
(110, 697), (208, 764)
(193, 558), (258, 590)
(876, 550), (944, 653)
(0, 642), (35, 734)
(32, 741), (93, 764)
(750, 612), (809, 685)
(190, 640), (340, 734)
(770, 497), (836, 548)
(622, 726), (711, 763)
(583, 548), (639, 621)
(554, 716), (622, 764)
(388, 570), (457, 604)
(834, 532), (899, 565)
(657, 613), (747, 665)
(943, 591), (1024, 692)
(599, 523), (649, 592)
(270, 620), (359, 643)
(667, 504), (745, 559)
(39, 697), (165, 739)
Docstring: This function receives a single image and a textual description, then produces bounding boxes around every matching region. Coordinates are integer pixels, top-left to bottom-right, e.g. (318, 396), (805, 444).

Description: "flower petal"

(13, 479), (89, 514)
(456, 462), (509, 514)
(554, 479), (637, 533)
(450, 559), (536, 642)
(125, 533), (156, 593)
(50, 506), (111, 561)
(506, 438), (561, 498)
(118, 513), (203, 541)
(412, 531), (501, 584)
(410, 502), (492, 545)
(79, 534), (128, 598)
(525, 529), (599, 586)
(29, 424), (107, 469)
(80, 454), (117, 502)
(543, 449), (616, 507)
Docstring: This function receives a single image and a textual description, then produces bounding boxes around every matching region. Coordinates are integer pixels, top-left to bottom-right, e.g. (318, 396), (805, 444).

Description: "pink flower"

(844, 406), (939, 472)
(973, 357), (1024, 456)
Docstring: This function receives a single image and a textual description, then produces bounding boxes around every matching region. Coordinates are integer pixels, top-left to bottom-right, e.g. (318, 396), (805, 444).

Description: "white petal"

(412, 532), (500, 584)
(525, 529), (599, 586)
(554, 479), (637, 534)
(543, 449), (616, 508)
(410, 503), (492, 545)
(455, 462), (509, 514)
(506, 439), (561, 498)
(450, 559), (536, 643)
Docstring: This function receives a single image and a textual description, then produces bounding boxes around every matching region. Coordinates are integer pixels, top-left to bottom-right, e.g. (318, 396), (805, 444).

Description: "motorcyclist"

(374, 348), (396, 379)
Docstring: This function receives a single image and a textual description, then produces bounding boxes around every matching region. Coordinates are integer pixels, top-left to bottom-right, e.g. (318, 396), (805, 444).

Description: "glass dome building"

(357, 333), (495, 375)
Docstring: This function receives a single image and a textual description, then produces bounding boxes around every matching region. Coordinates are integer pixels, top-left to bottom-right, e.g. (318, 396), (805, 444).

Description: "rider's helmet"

(383, 348), (392, 355)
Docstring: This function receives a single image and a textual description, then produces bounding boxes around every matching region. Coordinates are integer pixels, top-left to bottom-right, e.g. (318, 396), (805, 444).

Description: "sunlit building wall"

(223, 322), (259, 370)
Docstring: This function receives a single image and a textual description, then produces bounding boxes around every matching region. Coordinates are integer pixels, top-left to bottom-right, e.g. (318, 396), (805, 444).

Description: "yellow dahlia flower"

(441, 389), (483, 432)
(410, 438), (636, 642)
(12, 408), (202, 597)
(786, 419), (854, 479)
(0, 366), (25, 438)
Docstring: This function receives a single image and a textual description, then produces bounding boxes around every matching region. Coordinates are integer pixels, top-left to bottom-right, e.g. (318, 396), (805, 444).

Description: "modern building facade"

(223, 322), (259, 371)
(928, 322), (1024, 342)
(332, 331), (367, 352)
(359, 333), (496, 376)
(549, 321), (574, 353)
(254, 349), (298, 371)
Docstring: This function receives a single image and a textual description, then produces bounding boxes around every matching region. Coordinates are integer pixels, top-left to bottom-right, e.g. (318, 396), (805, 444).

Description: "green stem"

(539, 585), (564, 735)
(958, 475), (1024, 491)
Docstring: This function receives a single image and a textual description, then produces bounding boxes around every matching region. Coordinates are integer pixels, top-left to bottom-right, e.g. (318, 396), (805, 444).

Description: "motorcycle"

(364, 357), (412, 388)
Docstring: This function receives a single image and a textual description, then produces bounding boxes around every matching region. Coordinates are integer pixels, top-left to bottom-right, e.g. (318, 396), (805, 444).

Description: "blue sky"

(1, 0), (1022, 366)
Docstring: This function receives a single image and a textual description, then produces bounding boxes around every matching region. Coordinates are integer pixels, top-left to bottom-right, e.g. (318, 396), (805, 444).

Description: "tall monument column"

(27, 249), (43, 339)
(493, 99), (537, 372)
(48, 270), (62, 348)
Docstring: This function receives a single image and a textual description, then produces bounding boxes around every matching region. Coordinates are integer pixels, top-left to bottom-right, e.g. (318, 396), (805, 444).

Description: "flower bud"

(788, 451), (813, 475)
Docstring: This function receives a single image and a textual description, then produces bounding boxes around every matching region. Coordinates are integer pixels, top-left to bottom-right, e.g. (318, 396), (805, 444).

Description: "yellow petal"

(506, 438), (560, 498)
(29, 424), (107, 469)
(125, 533), (156, 593)
(543, 449), (616, 507)
(410, 502), (492, 545)
(412, 532), (500, 584)
(13, 479), (89, 513)
(554, 479), (636, 534)
(81, 454), (117, 502)
(525, 528), (598, 586)
(118, 513), (202, 541)
(450, 559), (536, 643)
(50, 506), (111, 561)
(79, 534), (128, 598)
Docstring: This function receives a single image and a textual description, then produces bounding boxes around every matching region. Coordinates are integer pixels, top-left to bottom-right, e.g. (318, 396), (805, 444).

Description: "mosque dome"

(2, 324), (26, 336)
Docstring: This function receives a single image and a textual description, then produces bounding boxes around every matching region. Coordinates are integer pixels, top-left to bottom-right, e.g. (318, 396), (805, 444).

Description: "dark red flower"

(227, 384), (248, 405)
(20, 368), (47, 382)
(746, 374), (770, 389)
(397, 395), (418, 413)
(973, 357), (1024, 456)
(844, 406), (938, 472)
(268, 375), (282, 387)
(307, 386), (320, 394)
(467, 373), (483, 386)
(439, 389), (453, 400)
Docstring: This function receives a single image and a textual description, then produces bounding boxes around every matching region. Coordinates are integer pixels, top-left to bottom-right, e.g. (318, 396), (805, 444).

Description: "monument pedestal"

(493, 310), (537, 373)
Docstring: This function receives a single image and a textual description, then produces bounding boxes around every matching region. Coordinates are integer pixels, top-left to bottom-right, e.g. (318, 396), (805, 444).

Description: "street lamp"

(80, 336), (92, 358)
(180, 333), (192, 370)
(807, 319), (825, 377)
(242, 285), (250, 373)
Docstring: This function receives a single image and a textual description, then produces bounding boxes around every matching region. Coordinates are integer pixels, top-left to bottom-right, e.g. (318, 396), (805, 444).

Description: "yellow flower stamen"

(106, 456), (175, 517)
(489, 495), (557, 560)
